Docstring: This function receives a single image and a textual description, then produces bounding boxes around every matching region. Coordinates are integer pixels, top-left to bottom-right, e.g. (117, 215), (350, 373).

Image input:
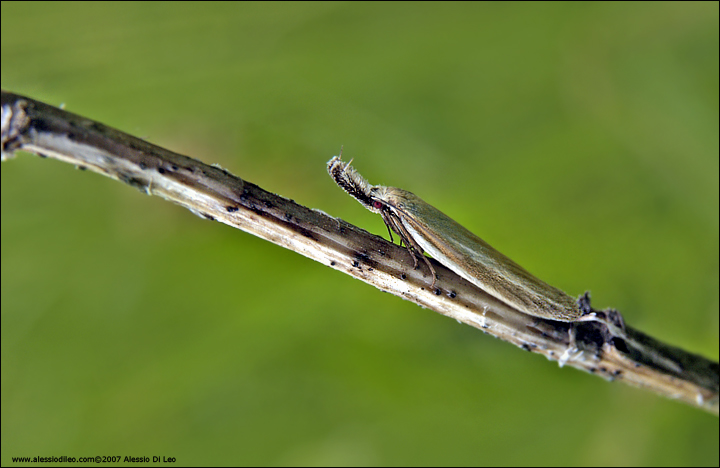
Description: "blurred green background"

(2, 2), (718, 466)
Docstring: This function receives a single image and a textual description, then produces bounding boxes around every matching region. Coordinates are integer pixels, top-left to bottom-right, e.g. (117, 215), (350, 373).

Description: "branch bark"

(2, 90), (717, 414)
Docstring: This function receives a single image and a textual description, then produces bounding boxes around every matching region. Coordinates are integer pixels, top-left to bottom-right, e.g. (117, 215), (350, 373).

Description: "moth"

(326, 154), (698, 376)
(327, 155), (604, 325)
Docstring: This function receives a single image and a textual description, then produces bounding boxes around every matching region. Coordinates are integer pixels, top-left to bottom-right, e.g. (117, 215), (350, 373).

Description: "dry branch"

(2, 90), (717, 414)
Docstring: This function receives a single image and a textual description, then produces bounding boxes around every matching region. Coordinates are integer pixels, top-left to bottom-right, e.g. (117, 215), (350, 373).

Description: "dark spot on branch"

(118, 174), (148, 192)
(226, 206), (238, 212)
(612, 337), (629, 354)
(32, 118), (51, 133)
(127, 140), (143, 151)
(89, 122), (105, 133)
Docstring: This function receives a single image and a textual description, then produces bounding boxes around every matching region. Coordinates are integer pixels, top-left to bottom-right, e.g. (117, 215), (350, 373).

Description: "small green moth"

(327, 155), (600, 324)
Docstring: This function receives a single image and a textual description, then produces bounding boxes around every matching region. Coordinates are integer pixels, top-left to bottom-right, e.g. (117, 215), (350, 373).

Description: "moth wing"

(386, 189), (580, 322)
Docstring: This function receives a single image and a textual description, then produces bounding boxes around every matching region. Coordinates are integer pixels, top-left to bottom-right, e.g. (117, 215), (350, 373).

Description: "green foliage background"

(2, 2), (718, 466)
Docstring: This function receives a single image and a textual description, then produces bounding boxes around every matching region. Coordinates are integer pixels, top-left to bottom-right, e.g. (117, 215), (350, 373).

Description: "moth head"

(367, 185), (395, 213)
(328, 155), (391, 214)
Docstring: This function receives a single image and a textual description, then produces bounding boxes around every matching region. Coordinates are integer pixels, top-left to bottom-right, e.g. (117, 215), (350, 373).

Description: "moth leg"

(383, 221), (395, 245)
(420, 254), (438, 289)
(382, 211), (417, 268)
(382, 211), (438, 288)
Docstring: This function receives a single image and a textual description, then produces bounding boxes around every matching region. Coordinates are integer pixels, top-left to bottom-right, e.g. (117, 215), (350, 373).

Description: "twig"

(2, 90), (717, 414)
